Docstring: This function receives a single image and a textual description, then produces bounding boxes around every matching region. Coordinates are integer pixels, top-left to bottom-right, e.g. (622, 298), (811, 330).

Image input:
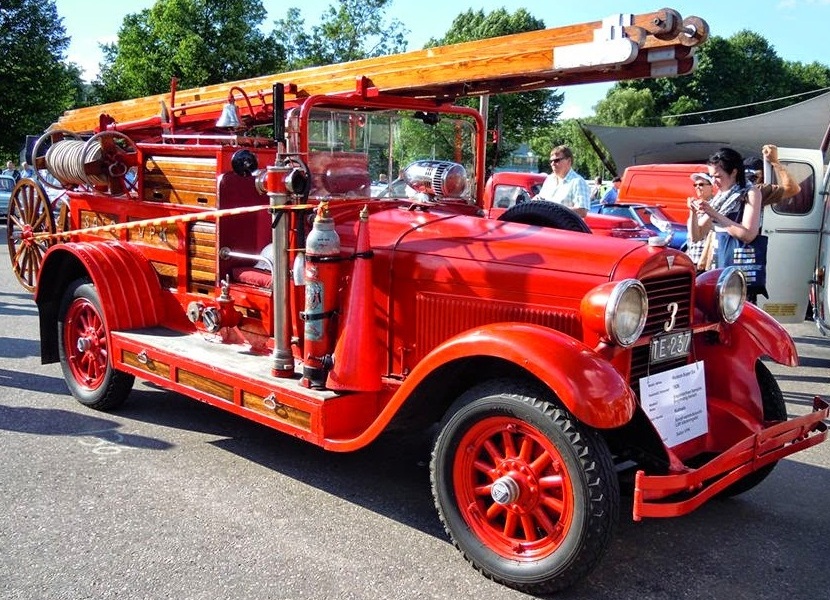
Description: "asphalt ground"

(1, 223), (828, 600)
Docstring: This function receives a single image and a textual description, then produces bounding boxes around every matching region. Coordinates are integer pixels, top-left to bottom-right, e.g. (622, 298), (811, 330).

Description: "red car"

(483, 171), (653, 240)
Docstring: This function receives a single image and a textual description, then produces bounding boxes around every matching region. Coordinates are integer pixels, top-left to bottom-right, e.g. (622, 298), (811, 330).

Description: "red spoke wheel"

(431, 380), (619, 594)
(718, 361), (786, 497)
(6, 179), (56, 291)
(58, 280), (134, 410)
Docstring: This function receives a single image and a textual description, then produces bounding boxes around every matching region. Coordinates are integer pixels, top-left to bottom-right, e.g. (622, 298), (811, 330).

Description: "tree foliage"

(424, 8), (563, 173)
(526, 120), (612, 181)
(0, 0), (83, 159)
(273, 0), (408, 69)
(596, 30), (830, 127)
(93, 0), (286, 102)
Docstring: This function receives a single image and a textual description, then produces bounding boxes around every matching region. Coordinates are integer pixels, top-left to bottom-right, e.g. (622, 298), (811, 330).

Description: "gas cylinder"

(300, 203), (341, 388)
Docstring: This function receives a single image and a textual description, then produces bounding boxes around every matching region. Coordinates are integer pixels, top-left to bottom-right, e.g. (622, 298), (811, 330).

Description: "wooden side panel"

(242, 391), (312, 431)
(144, 156), (218, 207)
(189, 221), (216, 288)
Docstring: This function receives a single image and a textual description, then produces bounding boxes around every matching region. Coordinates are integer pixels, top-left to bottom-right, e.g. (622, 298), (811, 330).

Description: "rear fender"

(403, 323), (636, 429)
(36, 242), (164, 363)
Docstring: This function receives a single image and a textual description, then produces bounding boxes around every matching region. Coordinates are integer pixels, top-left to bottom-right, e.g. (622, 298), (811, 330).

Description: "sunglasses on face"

(693, 182), (711, 188)
(550, 157), (567, 164)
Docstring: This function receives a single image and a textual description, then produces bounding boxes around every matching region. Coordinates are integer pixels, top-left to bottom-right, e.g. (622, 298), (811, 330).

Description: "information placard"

(639, 361), (707, 448)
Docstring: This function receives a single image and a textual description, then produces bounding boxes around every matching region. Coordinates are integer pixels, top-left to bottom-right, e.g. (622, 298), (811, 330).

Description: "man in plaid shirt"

(535, 145), (591, 217)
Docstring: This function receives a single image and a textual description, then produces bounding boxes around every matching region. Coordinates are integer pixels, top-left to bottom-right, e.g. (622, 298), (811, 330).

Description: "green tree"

(593, 88), (656, 127)
(425, 8), (563, 173)
(0, 0), (83, 159)
(596, 30), (830, 127)
(528, 120), (610, 180)
(273, 0), (408, 69)
(93, 0), (286, 102)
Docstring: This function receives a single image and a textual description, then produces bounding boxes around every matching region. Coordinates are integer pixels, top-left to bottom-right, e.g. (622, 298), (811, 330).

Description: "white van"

(761, 147), (825, 323)
(809, 146), (830, 331)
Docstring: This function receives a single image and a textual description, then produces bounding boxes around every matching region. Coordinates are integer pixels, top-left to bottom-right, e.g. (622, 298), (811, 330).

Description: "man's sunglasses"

(693, 182), (711, 188)
(550, 157), (567, 164)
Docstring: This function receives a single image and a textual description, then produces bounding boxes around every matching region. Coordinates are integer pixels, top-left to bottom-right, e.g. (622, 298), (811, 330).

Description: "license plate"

(649, 330), (692, 364)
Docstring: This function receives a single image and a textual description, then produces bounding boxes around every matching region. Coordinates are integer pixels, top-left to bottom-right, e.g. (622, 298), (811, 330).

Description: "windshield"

(296, 108), (479, 200)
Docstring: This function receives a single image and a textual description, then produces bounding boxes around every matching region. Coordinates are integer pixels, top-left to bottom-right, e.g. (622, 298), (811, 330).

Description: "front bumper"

(633, 397), (829, 520)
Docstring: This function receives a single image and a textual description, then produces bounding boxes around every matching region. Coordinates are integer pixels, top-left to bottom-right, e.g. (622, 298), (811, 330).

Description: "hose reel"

(34, 130), (139, 196)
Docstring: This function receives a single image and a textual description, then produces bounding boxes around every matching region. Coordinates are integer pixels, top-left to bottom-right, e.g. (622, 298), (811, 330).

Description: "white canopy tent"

(585, 91), (830, 172)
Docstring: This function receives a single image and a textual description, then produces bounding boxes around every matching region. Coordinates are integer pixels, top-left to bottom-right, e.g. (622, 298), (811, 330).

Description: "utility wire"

(660, 86), (830, 120)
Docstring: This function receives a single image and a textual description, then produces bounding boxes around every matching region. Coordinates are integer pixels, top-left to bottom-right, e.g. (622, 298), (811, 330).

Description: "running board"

(110, 327), (382, 446)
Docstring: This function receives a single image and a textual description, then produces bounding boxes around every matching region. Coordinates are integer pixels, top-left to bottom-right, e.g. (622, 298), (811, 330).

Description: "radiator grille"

(630, 272), (695, 385)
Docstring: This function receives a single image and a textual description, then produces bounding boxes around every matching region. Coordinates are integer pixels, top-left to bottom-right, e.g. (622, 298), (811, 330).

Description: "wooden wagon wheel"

(6, 179), (56, 292)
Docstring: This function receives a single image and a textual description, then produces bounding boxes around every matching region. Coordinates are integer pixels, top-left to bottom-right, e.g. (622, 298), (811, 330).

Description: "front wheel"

(58, 280), (134, 410)
(719, 361), (787, 497)
(430, 380), (619, 594)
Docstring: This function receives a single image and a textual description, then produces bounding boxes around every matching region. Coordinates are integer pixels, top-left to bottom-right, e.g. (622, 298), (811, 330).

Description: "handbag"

(716, 231), (768, 296)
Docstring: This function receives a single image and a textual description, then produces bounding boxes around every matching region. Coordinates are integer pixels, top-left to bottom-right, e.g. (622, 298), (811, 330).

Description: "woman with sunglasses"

(690, 147), (765, 302)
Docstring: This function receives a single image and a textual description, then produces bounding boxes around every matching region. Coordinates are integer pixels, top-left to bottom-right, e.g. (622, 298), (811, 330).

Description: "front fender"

(733, 302), (798, 366)
(406, 323), (636, 429)
(693, 302), (798, 424)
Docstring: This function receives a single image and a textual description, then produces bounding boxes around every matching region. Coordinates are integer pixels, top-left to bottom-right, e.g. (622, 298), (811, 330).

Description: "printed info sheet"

(640, 361), (707, 447)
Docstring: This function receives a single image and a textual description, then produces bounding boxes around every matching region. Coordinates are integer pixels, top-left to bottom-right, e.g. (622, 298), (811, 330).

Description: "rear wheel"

(58, 280), (134, 410)
(430, 380), (618, 594)
(6, 179), (56, 291)
(719, 361), (787, 497)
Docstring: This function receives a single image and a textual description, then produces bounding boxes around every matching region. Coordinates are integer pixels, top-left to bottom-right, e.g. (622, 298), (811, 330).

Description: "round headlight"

(606, 279), (648, 347)
(716, 267), (746, 323)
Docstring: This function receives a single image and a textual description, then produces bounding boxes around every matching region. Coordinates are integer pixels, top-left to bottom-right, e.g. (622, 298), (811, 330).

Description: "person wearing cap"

(685, 172), (716, 271)
(743, 144), (801, 207)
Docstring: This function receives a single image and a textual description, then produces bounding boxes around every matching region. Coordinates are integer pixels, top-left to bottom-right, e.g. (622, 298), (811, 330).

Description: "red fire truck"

(6, 9), (828, 594)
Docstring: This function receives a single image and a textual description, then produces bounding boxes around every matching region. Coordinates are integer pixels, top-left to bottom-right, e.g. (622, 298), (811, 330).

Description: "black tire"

(430, 379), (619, 594)
(498, 200), (592, 233)
(58, 279), (134, 410)
(719, 361), (787, 497)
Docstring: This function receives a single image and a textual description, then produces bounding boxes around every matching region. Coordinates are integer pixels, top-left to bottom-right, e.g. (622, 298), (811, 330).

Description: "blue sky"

(57, 0), (830, 118)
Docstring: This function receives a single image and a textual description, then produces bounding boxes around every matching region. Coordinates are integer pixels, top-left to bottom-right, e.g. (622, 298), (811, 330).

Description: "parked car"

(0, 174), (15, 219)
(482, 171), (653, 240)
(590, 202), (688, 250)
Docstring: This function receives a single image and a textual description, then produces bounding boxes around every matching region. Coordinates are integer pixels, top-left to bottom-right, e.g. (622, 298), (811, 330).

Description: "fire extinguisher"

(300, 203), (340, 388)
